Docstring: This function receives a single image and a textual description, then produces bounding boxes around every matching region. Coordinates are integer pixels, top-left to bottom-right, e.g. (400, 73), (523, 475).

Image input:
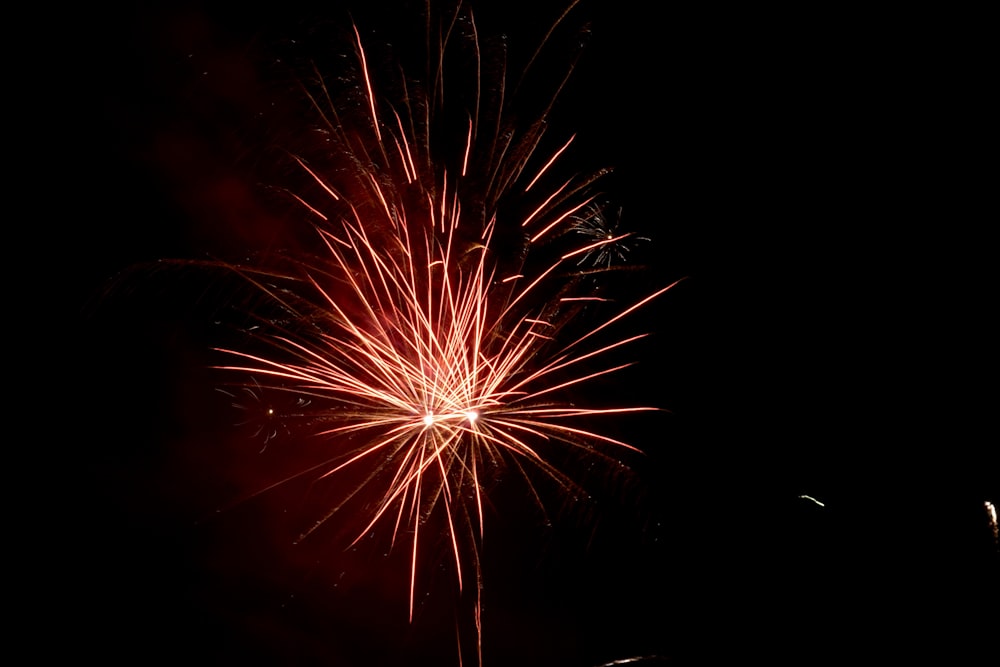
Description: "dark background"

(27, 1), (997, 665)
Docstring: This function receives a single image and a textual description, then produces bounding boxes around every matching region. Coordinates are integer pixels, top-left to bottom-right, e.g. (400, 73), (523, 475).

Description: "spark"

(592, 657), (669, 666)
(986, 500), (998, 548)
(798, 494), (826, 508)
(210, 5), (676, 663)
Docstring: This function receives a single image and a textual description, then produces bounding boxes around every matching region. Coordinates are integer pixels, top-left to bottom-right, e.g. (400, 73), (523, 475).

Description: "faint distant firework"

(571, 202), (650, 270)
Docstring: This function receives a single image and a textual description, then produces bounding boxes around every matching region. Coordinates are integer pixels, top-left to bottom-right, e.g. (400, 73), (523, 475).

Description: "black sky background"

(27, 1), (997, 665)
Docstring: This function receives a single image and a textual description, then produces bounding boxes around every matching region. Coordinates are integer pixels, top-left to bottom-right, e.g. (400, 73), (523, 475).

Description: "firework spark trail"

(212, 5), (676, 662)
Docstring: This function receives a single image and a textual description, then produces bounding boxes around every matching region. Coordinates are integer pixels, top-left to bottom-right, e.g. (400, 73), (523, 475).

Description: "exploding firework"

(196, 2), (677, 663)
(571, 202), (651, 270)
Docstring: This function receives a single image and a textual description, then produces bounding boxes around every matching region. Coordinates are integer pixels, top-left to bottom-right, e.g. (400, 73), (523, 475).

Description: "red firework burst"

(207, 3), (677, 663)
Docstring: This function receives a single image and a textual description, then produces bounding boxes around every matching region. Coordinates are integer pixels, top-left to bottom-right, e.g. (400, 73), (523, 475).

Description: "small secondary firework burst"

(571, 202), (651, 269)
(209, 2), (677, 662)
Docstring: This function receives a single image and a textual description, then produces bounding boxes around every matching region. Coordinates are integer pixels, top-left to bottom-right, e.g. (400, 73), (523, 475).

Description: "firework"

(207, 3), (677, 662)
(571, 203), (650, 270)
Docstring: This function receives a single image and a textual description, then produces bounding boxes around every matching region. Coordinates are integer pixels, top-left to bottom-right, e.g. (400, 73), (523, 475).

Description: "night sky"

(32, 1), (997, 665)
